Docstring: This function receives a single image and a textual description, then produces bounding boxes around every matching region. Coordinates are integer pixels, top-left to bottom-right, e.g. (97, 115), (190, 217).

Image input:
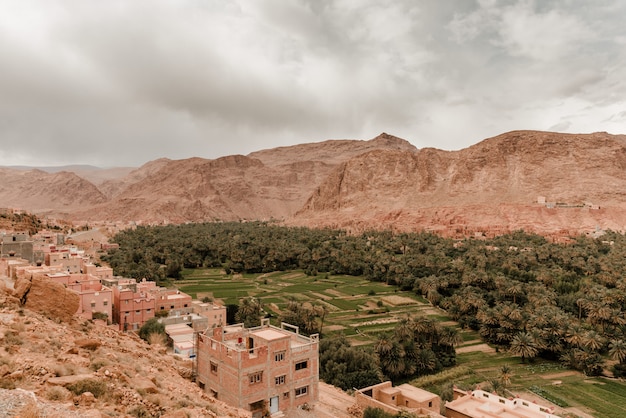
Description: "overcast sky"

(1, 0), (625, 167)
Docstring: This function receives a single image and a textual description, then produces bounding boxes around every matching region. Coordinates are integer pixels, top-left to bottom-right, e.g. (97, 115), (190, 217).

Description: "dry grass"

(147, 332), (167, 346)
(17, 401), (40, 418)
(45, 385), (71, 401)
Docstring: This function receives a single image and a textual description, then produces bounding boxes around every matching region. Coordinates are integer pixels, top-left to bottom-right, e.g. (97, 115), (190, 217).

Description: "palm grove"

(102, 222), (626, 386)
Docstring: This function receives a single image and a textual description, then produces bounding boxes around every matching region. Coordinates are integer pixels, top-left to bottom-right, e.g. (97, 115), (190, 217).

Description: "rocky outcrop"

(12, 275), (79, 323)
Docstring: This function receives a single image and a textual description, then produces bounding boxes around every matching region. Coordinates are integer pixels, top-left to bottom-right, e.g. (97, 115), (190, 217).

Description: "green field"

(175, 268), (432, 343)
(175, 268), (626, 417)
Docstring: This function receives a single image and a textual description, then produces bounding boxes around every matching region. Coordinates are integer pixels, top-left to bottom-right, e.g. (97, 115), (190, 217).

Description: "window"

(90, 302), (96, 308)
(295, 386), (308, 397)
(210, 362), (218, 374)
(275, 351), (285, 362)
(136, 310), (140, 314)
(275, 375), (285, 385)
(295, 360), (308, 371)
(146, 309), (151, 313)
(103, 301), (108, 306)
(428, 401), (432, 408)
(499, 399), (505, 404)
(249, 371), (263, 384)
(283, 392), (290, 399)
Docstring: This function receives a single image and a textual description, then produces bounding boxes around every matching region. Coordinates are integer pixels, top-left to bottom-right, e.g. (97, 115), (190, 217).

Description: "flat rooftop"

(447, 391), (557, 418)
(396, 384), (438, 402)
(251, 328), (289, 341)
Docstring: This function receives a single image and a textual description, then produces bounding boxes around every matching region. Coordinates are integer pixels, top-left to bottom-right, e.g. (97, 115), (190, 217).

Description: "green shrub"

(138, 318), (166, 342)
(66, 379), (107, 398)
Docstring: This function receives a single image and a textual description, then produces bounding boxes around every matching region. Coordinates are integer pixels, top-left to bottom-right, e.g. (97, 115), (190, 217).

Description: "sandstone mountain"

(2, 130), (626, 236)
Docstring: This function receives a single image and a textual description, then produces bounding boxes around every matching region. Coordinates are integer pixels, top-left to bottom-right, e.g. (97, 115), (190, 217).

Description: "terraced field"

(175, 268), (450, 345)
(176, 268), (626, 417)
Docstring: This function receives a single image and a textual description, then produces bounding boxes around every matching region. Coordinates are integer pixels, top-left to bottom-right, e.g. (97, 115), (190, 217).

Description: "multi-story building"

(1, 233), (34, 263)
(46, 249), (82, 273)
(196, 319), (319, 417)
(192, 300), (227, 329)
(112, 285), (156, 331)
(153, 287), (193, 315)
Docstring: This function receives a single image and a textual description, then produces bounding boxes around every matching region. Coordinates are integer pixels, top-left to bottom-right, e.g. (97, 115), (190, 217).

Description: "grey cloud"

(0, 0), (625, 166)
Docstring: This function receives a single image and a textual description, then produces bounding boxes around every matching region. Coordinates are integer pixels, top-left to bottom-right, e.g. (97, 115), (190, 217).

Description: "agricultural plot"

(175, 268), (430, 344)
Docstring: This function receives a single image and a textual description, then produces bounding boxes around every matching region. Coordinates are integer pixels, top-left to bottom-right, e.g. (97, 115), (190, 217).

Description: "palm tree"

(609, 339), (626, 364)
(565, 323), (586, 348)
(582, 330), (606, 352)
(499, 364), (512, 388)
(509, 332), (539, 363)
(235, 296), (263, 327)
(414, 348), (437, 375)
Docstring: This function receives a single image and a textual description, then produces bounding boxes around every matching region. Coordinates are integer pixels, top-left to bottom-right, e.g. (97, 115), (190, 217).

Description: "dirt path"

(314, 382), (355, 418)
(456, 343), (495, 354)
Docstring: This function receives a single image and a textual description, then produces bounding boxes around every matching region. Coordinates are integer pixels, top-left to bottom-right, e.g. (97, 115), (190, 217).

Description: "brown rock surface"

(21, 275), (80, 323)
(3, 130), (626, 236)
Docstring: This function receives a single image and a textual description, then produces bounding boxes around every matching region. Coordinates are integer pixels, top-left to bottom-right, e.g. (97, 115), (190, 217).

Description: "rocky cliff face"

(291, 130), (626, 236)
(2, 130), (626, 236)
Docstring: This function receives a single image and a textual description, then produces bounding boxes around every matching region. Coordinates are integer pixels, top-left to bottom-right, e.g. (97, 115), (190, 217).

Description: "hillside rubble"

(0, 284), (248, 417)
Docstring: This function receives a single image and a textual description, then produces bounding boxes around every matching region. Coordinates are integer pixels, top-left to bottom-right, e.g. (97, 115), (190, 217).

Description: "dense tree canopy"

(102, 222), (626, 375)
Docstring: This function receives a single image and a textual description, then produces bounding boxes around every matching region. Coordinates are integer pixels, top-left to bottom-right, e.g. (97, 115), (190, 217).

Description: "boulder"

(22, 275), (79, 323)
(132, 377), (158, 394)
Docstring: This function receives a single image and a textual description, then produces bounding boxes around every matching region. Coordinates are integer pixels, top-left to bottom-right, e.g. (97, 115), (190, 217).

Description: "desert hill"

(2, 130), (626, 236)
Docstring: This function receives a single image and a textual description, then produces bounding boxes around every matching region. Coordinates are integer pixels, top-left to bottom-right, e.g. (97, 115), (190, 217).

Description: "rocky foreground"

(0, 286), (247, 417)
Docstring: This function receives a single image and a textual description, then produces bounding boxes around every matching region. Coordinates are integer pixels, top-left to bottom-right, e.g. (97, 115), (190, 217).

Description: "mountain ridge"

(2, 130), (626, 237)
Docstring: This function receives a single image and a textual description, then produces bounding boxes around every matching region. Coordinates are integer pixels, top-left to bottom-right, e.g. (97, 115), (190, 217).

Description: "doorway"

(269, 396), (279, 414)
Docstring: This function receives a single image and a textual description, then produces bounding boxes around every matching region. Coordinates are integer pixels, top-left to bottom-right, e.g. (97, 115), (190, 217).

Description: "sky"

(1, 0), (625, 167)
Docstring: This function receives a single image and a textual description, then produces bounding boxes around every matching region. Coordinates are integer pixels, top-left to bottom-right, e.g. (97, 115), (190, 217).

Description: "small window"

(283, 392), (290, 399)
(146, 309), (151, 313)
(160, 306), (165, 310)
(171, 305), (174, 309)
(499, 399), (505, 404)
(90, 302), (96, 308)
(428, 401), (432, 408)
(184, 304), (188, 307)
(136, 310), (140, 314)
(103, 301), (108, 306)
(295, 360), (308, 371)
(249, 371), (263, 384)
(210, 362), (218, 374)
(275, 351), (285, 362)
(275, 375), (285, 385)
(295, 386), (308, 397)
